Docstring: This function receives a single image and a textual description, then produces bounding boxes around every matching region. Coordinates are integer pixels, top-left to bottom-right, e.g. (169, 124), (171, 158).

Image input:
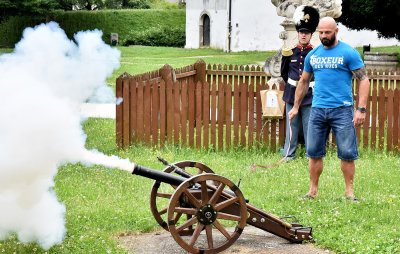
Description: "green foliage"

(0, 16), (45, 47)
(59, 0), (134, 10)
(339, 0), (400, 40)
(0, 0), (179, 13)
(124, 24), (185, 47)
(51, 9), (185, 46)
(0, 9), (185, 47)
(61, 0), (177, 10)
(0, 0), (60, 19)
(124, 0), (151, 9)
(148, 0), (183, 9)
(64, 0), (105, 10)
(0, 47), (12, 54)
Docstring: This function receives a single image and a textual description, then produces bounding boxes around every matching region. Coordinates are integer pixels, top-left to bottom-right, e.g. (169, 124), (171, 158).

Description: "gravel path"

(118, 226), (333, 254)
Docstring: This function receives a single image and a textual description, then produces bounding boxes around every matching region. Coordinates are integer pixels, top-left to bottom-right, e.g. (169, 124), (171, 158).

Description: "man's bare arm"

(352, 66), (368, 80)
(352, 67), (370, 108)
(352, 67), (370, 126)
(288, 72), (312, 120)
(293, 72), (312, 109)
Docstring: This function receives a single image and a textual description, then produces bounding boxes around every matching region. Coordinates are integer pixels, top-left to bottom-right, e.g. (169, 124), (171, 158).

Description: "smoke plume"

(0, 22), (133, 249)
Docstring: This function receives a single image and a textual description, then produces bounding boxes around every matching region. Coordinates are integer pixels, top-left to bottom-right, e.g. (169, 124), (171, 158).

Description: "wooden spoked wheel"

(167, 174), (247, 254)
(150, 161), (214, 233)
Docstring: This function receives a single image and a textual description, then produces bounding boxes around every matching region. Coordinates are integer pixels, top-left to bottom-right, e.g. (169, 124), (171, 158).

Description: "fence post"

(194, 59), (206, 84)
(160, 64), (175, 83)
(116, 76), (123, 148)
(116, 72), (131, 149)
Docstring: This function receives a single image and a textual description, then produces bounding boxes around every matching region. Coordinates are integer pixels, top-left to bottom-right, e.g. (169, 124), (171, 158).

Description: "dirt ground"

(118, 226), (332, 254)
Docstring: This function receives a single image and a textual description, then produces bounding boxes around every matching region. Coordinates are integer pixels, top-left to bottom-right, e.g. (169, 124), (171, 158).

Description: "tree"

(0, 0), (151, 15)
(122, 0), (150, 9)
(338, 0), (400, 40)
(56, 0), (104, 10)
(59, 0), (149, 10)
(0, 0), (60, 19)
(104, 0), (150, 9)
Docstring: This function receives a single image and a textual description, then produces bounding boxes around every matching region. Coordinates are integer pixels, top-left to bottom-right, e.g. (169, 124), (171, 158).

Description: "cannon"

(132, 158), (312, 254)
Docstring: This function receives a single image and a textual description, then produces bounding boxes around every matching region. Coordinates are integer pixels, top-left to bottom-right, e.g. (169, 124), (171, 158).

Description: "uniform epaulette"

(281, 47), (293, 57)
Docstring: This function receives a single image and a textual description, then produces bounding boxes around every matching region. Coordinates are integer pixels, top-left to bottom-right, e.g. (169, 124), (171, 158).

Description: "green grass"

(1, 46), (274, 89)
(108, 46), (276, 86)
(1, 45), (399, 253)
(111, 45), (400, 87)
(368, 45), (400, 54)
(1, 118), (399, 254)
(3, 44), (399, 88)
(0, 48), (12, 54)
(360, 45), (400, 63)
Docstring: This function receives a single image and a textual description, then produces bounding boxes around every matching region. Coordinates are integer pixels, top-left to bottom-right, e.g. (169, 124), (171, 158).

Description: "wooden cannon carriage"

(132, 158), (313, 254)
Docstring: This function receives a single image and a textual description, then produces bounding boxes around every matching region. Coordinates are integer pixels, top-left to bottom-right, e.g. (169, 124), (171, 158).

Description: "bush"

(0, 9), (185, 48)
(124, 25), (185, 47)
(0, 16), (45, 47)
(125, 0), (151, 9)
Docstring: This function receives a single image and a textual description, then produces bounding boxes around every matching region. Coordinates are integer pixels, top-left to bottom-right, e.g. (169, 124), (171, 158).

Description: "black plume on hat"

(293, 5), (320, 33)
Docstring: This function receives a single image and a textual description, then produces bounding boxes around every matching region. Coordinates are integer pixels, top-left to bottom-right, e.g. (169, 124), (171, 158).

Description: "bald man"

(288, 17), (370, 201)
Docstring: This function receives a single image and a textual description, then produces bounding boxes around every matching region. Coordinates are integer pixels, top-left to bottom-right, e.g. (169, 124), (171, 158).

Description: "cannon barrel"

(132, 164), (186, 186)
(133, 163), (246, 202)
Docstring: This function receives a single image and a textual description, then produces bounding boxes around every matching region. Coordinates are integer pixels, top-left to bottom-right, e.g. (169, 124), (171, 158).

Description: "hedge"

(0, 9), (185, 48)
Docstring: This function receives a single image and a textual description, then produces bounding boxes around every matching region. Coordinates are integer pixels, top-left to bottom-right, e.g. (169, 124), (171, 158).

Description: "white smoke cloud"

(81, 149), (135, 171)
(0, 22), (133, 249)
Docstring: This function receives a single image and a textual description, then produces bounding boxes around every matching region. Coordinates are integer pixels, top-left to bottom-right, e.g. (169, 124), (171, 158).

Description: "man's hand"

(353, 110), (366, 126)
(288, 107), (299, 120)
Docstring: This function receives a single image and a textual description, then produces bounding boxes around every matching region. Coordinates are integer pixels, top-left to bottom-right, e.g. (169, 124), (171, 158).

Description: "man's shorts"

(307, 106), (358, 161)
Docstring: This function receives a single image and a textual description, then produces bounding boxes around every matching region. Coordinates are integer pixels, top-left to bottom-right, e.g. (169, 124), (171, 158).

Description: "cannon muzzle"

(132, 164), (186, 186)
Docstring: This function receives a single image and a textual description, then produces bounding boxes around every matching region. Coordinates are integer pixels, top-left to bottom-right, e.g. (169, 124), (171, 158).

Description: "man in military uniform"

(280, 5), (320, 160)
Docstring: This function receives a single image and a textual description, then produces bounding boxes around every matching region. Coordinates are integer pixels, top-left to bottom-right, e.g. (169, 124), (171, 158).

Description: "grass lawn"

(1, 118), (398, 254)
(0, 46), (399, 254)
(107, 45), (276, 87)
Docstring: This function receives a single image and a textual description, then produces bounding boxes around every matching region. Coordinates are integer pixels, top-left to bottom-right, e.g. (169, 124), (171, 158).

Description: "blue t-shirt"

(304, 41), (365, 108)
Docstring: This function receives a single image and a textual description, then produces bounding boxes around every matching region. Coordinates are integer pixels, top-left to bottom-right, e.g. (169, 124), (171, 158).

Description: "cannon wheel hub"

(196, 204), (217, 225)
(150, 161), (215, 234)
(167, 173), (247, 253)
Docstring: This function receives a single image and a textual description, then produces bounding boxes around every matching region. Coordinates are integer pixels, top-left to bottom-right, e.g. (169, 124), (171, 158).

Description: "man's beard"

(321, 34), (336, 47)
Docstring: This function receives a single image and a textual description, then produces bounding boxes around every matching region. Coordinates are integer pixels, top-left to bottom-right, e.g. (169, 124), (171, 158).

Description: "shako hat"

(293, 5), (320, 33)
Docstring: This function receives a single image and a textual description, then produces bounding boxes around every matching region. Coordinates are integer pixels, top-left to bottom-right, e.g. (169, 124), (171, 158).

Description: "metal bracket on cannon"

(132, 158), (313, 254)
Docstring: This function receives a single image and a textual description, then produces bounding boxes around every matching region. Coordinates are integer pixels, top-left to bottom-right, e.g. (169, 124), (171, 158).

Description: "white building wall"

(185, 0), (399, 52)
(230, 0), (284, 51)
(184, 7), (200, 49)
(185, 0), (229, 50)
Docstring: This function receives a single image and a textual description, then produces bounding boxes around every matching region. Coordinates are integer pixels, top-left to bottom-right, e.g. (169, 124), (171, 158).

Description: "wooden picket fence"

(357, 71), (400, 152)
(116, 60), (400, 153)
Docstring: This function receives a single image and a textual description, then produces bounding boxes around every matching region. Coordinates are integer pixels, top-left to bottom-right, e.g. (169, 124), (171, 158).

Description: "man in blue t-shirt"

(288, 17), (370, 202)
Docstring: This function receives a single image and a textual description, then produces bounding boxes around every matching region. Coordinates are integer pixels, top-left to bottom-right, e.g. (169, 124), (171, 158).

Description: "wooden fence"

(116, 60), (400, 153)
